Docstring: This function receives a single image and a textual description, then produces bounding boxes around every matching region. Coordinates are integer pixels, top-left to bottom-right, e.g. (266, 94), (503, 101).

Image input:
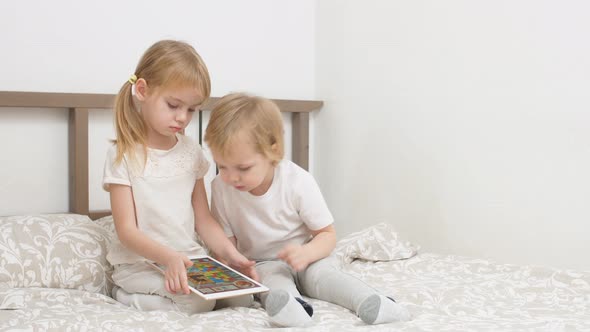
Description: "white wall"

(3, 0), (589, 272)
(315, 1), (590, 270)
(0, 0), (315, 214)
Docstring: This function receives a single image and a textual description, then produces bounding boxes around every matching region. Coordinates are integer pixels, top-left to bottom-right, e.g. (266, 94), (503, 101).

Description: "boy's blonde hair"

(205, 93), (284, 165)
(113, 40), (211, 167)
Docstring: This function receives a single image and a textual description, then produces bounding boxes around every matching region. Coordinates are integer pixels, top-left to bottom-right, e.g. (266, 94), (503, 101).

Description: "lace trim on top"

(133, 136), (209, 179)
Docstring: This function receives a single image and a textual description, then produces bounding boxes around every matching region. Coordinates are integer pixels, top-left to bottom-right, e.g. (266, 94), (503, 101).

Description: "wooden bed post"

(0, 91), (322, 219)
(292, 112), (310, 170)
(68, 107), (89, 216)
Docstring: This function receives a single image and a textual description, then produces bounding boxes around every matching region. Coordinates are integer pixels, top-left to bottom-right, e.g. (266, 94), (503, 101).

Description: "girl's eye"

(167, 102), (179, 109)
(239, 167), (252, 172)
(188, 108), (196, 113)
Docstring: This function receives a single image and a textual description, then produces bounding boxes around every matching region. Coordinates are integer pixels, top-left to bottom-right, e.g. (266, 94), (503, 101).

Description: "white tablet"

(149, 255), (268, 300)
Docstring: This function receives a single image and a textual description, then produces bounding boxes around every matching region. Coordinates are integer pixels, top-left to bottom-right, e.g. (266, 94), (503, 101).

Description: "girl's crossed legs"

(112, 262), (252, 315)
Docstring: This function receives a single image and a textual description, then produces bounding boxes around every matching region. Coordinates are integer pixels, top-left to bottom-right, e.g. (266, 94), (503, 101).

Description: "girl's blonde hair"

(205, 93), (284, 165)
(113, 40), (211, 167)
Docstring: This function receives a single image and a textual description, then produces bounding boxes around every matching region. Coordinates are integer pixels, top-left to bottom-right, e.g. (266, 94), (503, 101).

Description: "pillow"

(0, 214), (113, 295)
(94, 215), (116, 242)
(334, 222), (419, 263)
(93, 215), (117, 295)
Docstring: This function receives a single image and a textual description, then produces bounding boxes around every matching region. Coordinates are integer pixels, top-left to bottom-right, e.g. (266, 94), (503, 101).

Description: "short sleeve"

(102, 144), (131, 191)
(194, 144), (210, 179)
(296, 172), (334, 231)
(210, 177), (234, 238)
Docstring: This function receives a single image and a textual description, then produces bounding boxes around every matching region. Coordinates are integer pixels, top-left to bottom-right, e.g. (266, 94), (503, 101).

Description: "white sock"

(265, 290), (313, 327)
(112, 286), (132, 305)
(357, 294), (411, 324)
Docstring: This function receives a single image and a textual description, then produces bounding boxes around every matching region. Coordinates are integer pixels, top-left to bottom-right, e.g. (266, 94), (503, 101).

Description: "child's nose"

(176, 110), (188, 123)
(229, 172), (239, 183)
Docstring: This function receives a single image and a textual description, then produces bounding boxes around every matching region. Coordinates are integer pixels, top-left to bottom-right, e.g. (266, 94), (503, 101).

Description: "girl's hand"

(238, 264), (259, 282)
(277, 243), (312, 271)
(163, 253), (193, 295)
(226, 251), (259, 282)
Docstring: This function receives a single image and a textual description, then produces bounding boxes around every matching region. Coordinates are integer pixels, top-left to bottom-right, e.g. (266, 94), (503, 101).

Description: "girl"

(103, 40), (255, 314)
(205, 93), (411, 327)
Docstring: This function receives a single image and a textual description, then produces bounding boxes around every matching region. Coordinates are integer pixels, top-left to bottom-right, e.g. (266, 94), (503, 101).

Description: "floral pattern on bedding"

(1, 216), (589, 331)
(0, 214), (113, 295)
(334, 222), (419, 263)
(1, 253), (589, 331)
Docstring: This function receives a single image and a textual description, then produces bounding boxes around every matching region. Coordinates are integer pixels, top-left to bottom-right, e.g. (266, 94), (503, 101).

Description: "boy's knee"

(298, 257), (341, 292)
(257, 261), (293, 283)
(303, 257), (339, 279)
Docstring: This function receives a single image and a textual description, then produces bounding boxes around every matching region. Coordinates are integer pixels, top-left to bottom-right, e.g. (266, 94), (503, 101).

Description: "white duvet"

(1, 223), (589, 331)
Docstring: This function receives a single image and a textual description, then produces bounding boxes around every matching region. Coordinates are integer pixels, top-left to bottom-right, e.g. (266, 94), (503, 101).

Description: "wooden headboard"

(0, 91), (323, 219)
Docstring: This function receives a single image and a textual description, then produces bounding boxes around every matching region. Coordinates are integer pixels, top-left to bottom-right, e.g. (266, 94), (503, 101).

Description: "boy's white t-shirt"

(102, 134), (209, 265)
(211, 159), (334, 261)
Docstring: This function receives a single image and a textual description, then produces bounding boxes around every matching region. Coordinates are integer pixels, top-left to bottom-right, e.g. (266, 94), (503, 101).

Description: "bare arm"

(228, 236), (238, 247)
(109, 184), (192, 294)
(192, 179), (257, 279)
(110, 184), (182, 264)
(192, 178), (240, 258)
(304, 224), (337, 261)
(278, 224), (337, 271)
(211, 236), (237, 263)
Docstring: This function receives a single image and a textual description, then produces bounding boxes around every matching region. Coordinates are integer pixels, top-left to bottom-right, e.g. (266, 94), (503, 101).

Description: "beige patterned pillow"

(334, 222), (419, 263)
(0, 214), (113, 295)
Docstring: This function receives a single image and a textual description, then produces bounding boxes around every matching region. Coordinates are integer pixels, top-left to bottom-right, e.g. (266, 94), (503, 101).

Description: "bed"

(1, 92), (589, 331)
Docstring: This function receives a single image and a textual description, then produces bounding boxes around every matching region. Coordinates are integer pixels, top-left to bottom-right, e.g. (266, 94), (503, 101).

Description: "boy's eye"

(188, 108), (196, 113)
(239, 167), (252, 171)
(167, 102), (179, 109)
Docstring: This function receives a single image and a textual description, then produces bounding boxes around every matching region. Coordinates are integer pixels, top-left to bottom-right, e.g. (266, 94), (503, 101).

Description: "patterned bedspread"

(1, 224), (589, 331)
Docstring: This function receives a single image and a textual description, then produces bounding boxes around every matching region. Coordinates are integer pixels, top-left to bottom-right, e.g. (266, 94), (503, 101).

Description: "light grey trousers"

(257, 255), (379, 313)
(112, 262), (252, 315)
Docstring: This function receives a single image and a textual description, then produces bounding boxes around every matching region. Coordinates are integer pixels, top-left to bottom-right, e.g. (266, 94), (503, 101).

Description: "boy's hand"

(278, 243), (312, 271)
(163, 253), (193, 295)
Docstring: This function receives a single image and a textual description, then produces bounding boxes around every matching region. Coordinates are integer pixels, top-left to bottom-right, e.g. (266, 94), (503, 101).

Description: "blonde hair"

(205, 93), (284, 165)
(113, 40), (211, 168)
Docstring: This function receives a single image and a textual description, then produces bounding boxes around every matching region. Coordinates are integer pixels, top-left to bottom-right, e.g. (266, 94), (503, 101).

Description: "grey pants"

(257, 255), (378, 313)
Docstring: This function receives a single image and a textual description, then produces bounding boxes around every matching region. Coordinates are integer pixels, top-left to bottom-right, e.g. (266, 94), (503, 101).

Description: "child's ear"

(135, 78), (149, 101)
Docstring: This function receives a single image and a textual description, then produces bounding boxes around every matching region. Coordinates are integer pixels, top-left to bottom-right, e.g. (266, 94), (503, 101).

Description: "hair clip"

(128, 74), (138, 85)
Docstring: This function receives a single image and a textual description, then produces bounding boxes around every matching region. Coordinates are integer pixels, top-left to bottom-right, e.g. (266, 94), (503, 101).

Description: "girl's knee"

(215, 294), (253, 310)
(174, 295), (216, 315)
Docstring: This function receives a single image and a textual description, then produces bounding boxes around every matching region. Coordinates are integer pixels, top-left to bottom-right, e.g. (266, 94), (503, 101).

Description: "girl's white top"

(211, 159), (334, 261)
(102, 134), (209, 265)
